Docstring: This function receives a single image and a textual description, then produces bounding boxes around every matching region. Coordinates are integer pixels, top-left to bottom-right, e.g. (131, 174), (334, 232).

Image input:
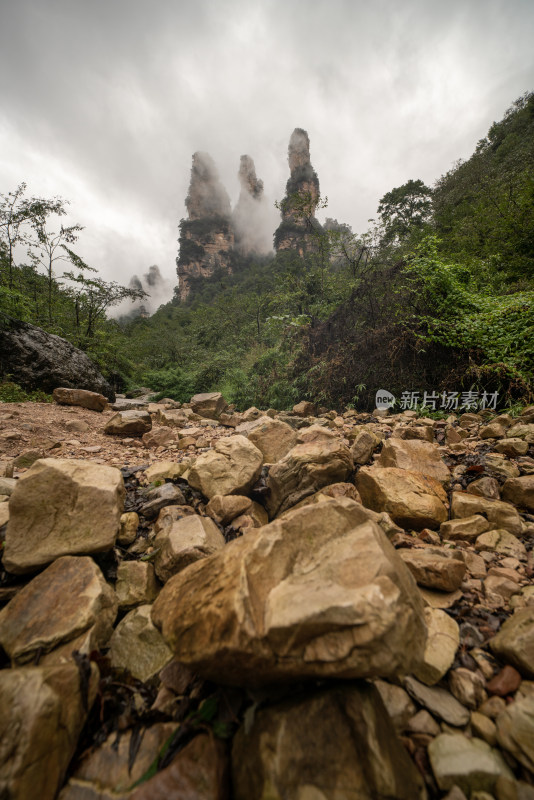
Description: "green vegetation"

(2, 93), (533, 410)
(0, 380), (52, 403)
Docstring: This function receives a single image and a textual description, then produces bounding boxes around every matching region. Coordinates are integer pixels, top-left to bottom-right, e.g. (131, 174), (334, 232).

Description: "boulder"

(356, 467), (448, 530)
(351, 428), (380, 464)
(484, 454), (520, 481)
(440, 515), (490, 541)
(144, 461), (187, 482)
(404, 676), (471, 726)
(52, 387), (108, 412)
(494, 438), (529, 457)
(0, 556), (118, 664)
(378, 438), (451, 484)
(139, 483), (185, 520)
(206, 494), (252, 525)
(115, 561), (159, 609)
(496, 695), (534, 772)
(3, 458), (124, 574)
(506, 423), (534, 442)
(0, 318), (115, 399)
(142, 426), (176, 448)
(475, 530), (527, 561)
(244, 416), (298, 463)
(266, 438), (353, 517)
(151, 499), (427, 686)
(154, 514), (225, 583)
(502, 476), (534, 512)
(449, 667), (487, 709)
(393, 424), (435, 443)
(428, 733), (513, 794)
(104, 410), (152, 436)
(117, 511), (139, 545)
(399, 548), (467, 592)
(490, 607), (534, 678)
(232, 683), (426, 800)
(292, 400), (316, 417)
(187, 435), (263, 499)
(451, 493), (523, 536)
(190, 392), (228, 419)
(414, 607), (460, 685)
(0, 663), (99, 800)
(108, 605), (173, 682)
(467, 477), (501, 500)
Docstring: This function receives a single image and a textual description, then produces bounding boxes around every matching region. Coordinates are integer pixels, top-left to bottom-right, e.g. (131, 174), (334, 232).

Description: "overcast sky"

(1, 0), (533, 308)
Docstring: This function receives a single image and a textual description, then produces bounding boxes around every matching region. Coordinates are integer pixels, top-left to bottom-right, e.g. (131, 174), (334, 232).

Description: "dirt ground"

(0, 401), (183, 474)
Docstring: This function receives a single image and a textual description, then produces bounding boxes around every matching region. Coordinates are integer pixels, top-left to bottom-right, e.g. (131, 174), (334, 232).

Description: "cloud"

(0, 0), (533, 302)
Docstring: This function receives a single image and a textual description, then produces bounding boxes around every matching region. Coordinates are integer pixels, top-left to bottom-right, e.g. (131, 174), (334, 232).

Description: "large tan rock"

(450, 492), (522, 536)
(154, 514), (225, 583)
(0, 556), (117, 664)
(190, 391), (228, 419)
(356, 467), (448, 530)
(502, 476), (534, 512)
(3, 458), (124, 574)
(187, 435), (263, 499)
(428, 732), (513, 794)
(378, 438), (451, 485)
(292, 400), (316, 417)
(440, 514), (490, 541)
(399, 548), (467, 592)
(206, 494), (252, 525)
(494, 438), (529, 456)
(506, 423), (534, 442)
(266, 439), (353, 516)
(414, 607), (460, 686)
(232, 683), (426, 800)
(115, 561), (159, 609)
(475, 530), (527, 561)
(245, 416), (298, 463)
(53, 387), (107, 411)
(151, 499), (427, 686)
(104, 410), (152, 435)
(142, 426), (176, 449)
(351, 428), (380, 464)
(108, 605), (173, 682)
(490, 607), (534, 678)
(496, 695), (534, 772)
(0, 664), (99, 800)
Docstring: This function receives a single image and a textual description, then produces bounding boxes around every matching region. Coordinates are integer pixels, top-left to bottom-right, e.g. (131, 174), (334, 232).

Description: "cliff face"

(274, 128), (321, 256)
(176, 153), (234, 302)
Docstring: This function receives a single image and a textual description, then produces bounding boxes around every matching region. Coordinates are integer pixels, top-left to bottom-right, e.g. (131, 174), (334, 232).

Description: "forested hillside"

(2, 93), (533, 410)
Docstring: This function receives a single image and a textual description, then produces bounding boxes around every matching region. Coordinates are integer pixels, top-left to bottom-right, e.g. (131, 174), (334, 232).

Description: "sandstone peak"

(237, 154), (264, 200)
(288, 127), (312, 172)
(185, 151), (231, 221)
(274, 127), (321, 255)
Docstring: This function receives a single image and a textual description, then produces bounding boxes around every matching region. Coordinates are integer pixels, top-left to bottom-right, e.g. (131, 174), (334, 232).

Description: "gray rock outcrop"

(0, 318), (115, 399)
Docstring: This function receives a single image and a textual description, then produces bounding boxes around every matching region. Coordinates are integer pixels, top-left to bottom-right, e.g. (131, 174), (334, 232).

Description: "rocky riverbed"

(1, 391), (534, 799)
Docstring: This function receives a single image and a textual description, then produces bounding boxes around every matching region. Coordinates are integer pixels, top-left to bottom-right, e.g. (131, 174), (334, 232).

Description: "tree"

(28, 220), (85, 322)
(63, 267), (147, 341)
(0, 183), (65, 288)
(376, 179), (432, 244)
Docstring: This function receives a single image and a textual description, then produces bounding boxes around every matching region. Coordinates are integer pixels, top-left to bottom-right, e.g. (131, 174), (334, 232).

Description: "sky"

(1, 0), (533, 310)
